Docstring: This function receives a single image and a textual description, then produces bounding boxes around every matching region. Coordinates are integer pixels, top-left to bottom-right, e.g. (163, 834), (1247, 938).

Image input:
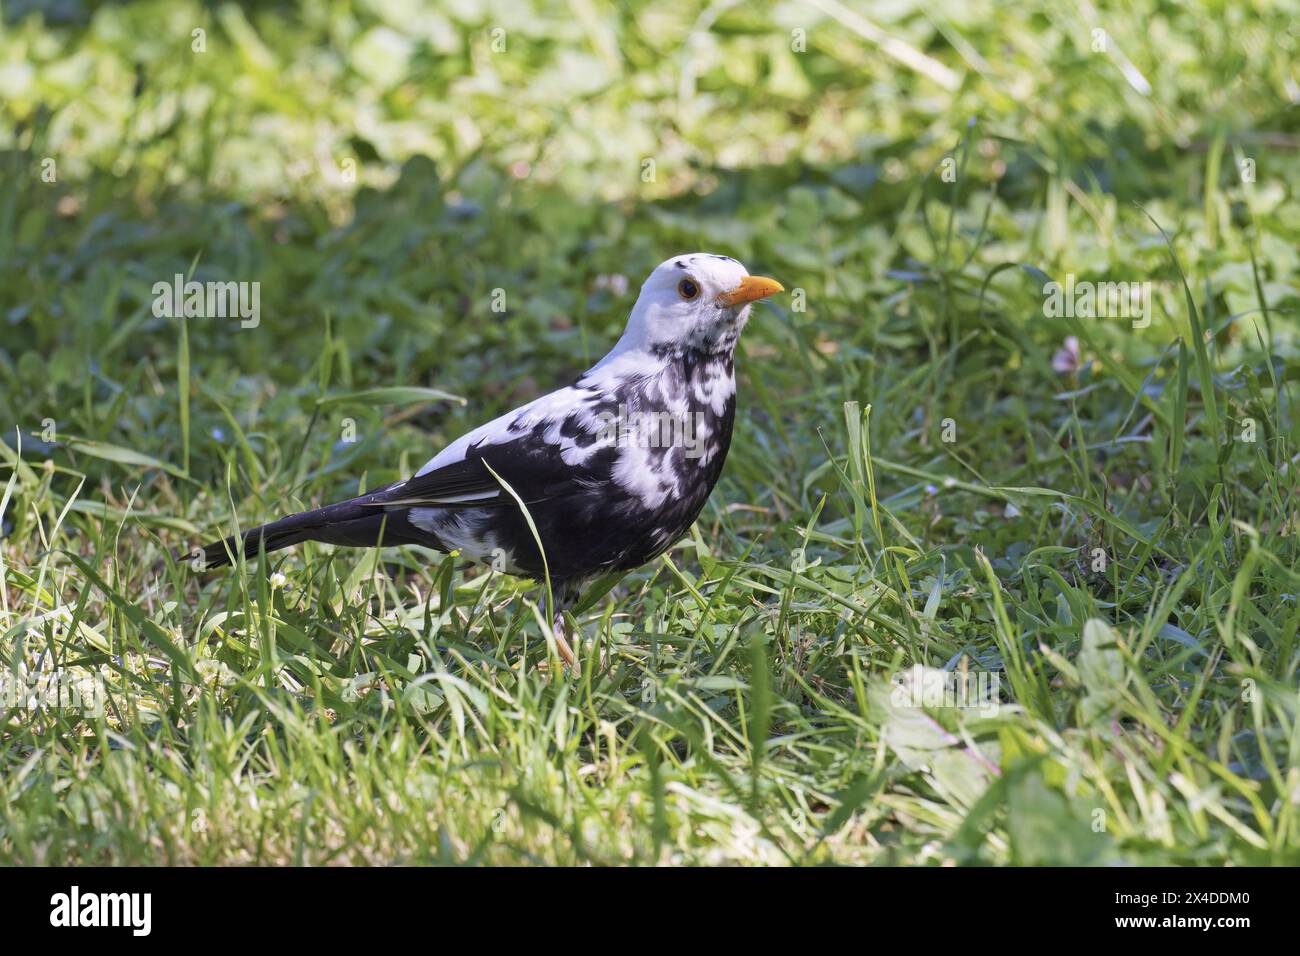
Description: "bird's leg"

(548, 580), (582, 672)
(551, 607), (577, 670)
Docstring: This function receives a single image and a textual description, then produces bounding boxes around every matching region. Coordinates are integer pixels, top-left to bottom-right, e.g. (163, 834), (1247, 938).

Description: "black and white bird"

(195, 254), (783, 662)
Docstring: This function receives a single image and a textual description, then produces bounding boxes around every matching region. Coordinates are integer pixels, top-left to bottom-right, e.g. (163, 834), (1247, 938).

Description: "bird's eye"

(677, 278), (700, 300)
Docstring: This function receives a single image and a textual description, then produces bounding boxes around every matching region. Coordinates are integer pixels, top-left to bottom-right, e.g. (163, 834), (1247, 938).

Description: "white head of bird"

(613, 253), (784, 356)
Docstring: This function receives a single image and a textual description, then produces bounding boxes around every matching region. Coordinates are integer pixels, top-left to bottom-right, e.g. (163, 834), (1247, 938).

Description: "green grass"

(1, 0), (1299, 865)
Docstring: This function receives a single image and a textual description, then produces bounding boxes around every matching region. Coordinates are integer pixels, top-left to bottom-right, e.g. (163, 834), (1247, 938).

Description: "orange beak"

(716, 275), (784, 307)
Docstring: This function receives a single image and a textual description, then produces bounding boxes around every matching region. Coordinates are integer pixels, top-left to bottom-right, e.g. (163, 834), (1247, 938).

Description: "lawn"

(1, 0), (1298, 865)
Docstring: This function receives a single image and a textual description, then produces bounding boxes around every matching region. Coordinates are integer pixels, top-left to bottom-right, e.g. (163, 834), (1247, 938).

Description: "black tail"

(193, 495), (428, 570)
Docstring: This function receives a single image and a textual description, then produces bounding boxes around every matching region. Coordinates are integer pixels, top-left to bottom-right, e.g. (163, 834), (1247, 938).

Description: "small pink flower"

(1052, 336), (1082, 374)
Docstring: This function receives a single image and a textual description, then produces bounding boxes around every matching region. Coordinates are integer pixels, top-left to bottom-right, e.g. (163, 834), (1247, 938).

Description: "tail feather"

(194, 496), (429, 570)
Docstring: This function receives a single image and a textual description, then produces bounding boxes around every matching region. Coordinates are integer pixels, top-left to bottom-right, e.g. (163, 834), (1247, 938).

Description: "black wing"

(362, 426), (614, 511)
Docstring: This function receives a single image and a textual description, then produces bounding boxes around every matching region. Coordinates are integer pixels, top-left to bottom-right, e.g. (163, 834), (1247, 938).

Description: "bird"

(194, 254), (784, 665)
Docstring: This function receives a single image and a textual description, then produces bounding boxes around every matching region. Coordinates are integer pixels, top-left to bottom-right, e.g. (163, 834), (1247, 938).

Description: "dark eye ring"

(677, 278), (700, 300)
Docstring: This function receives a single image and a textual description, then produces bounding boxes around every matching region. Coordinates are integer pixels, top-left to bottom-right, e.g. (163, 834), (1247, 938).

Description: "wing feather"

(363, 392), (613, 510)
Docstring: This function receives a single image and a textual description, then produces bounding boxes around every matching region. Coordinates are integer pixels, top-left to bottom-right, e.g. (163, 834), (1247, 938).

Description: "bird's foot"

(551, 610), (579, 674)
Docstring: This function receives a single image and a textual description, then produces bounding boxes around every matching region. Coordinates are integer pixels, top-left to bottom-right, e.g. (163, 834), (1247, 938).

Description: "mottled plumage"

(195, 254), (783, 661)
